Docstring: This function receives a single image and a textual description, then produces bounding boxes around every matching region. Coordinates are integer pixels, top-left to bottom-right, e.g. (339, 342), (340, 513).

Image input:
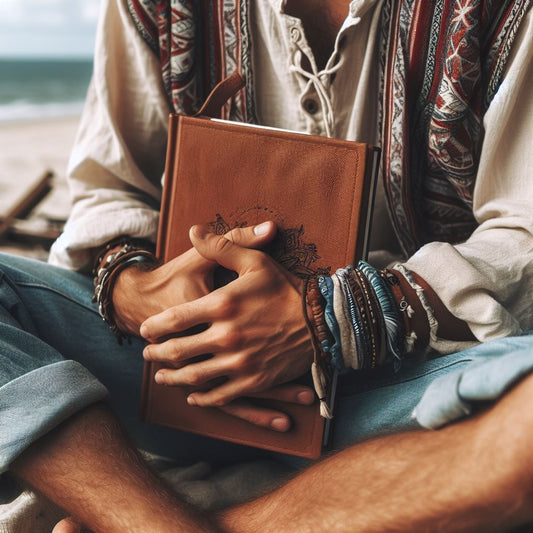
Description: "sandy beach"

(0, 115), (80, 185)
(0, 116), (80, 257)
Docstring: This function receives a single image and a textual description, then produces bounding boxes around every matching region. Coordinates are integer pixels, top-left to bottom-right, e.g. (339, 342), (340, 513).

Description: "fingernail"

(254, 222), (271, 235)
(187, 395), (197, 406)
(270, 417), (289, 432)
(139, 324), (148, 338)
(297, 390), (314, 405)
(155, 372), (165, 384)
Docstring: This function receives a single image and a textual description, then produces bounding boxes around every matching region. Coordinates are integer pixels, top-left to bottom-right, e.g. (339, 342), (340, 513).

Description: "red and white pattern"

(381, 0), (530, 254)
(126, 0), (252, 119)
(127, 0), (530, 254)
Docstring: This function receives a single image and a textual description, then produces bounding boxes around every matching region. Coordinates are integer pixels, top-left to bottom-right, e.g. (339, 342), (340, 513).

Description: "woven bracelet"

(92, 243), (157, 343)
(302, 276), (334, 419)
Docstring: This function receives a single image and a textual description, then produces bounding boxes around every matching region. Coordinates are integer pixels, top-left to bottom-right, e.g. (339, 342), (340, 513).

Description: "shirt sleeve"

(48, 0), (170, 272)
(403, 9), (533, 352)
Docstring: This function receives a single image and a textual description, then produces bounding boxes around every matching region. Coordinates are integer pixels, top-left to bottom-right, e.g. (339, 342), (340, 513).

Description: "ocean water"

(0, 58), (93, 123)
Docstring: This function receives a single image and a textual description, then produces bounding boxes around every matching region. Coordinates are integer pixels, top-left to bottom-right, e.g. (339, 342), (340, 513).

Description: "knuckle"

(233, 352), (254, 373)
(156, 372), (170, 385)
(185, 368), (205, 387)
(166, 339), (184, 362)
(219, 328), (243, 351)
(249, 372), (269, 391)
(224, 227), (244, 243)
(168, 306), (183, 327)
(253, 252), (271, 270)
(212, 395), (229, 407)
(140, 321), (152, 339)
(213, 292), (236, 317)
(214, 235), (232, 255)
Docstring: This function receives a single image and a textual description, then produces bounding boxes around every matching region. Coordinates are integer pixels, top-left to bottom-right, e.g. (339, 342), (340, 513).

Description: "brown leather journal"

(140, 84), (380, 459)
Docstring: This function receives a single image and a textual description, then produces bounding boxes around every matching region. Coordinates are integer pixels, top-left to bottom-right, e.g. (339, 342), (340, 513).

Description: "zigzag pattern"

(126, 0), (530, 253)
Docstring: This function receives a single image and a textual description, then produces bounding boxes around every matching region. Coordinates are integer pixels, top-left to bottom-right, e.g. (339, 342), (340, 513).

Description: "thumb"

(52, 518), (82, 533)
(225, 221), (277, 248)
(190, 224), (265, 274)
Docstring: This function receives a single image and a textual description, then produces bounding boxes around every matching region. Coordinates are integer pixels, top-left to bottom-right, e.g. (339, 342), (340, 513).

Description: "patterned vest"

(126, 0), (531, 255)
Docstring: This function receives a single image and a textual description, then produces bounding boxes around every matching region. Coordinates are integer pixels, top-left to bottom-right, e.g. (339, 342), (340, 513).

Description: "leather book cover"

(140, 114), (380, 459)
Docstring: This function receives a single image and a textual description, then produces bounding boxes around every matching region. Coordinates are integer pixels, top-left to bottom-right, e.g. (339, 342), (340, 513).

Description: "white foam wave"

(0, 100), (85, 123)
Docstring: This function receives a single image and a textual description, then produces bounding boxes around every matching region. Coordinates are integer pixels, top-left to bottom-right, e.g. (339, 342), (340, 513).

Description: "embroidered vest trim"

(126, 0), (530, 255)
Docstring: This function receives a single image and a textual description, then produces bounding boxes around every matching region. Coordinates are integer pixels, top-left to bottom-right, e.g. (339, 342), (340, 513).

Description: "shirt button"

(303, 98), (319, 114)
(290, 26), (302, 43)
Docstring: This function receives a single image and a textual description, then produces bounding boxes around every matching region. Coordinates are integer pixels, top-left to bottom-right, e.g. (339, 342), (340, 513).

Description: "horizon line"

(0, 54), (94, 61)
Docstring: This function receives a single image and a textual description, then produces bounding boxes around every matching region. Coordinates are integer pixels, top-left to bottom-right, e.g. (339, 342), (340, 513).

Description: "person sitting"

(2, 0), (532, 531)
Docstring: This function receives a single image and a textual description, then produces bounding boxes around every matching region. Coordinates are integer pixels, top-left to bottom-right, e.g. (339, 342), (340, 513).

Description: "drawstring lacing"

(288, 26), (345, 138)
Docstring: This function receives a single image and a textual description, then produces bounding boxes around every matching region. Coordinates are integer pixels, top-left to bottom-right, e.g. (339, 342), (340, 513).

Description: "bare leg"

(219, 374), (533, 532)
(12, 403), (218, 533)
(27, 375), (533, 533)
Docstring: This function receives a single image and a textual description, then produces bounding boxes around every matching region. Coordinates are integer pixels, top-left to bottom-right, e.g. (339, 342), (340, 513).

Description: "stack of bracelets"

(93, 238), (435, 418)
(92, 238), (157, 344)
(303, 260), (431, 418)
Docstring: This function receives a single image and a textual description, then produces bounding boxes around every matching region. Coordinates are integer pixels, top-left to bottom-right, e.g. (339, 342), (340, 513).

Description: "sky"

(0, 0), (101, 59)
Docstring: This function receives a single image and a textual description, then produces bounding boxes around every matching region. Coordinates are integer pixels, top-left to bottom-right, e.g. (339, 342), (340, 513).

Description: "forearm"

(374, 11), (533, 355)
(403, 223), (533, 349)
(217, 378), (533, 533)
(388, 263), (476, 354)
(402, 11), (533, 348)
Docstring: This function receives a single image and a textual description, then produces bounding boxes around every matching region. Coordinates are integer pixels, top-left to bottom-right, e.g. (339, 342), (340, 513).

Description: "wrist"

(111, 260), (160, 336)
(92, 241), (157, 341)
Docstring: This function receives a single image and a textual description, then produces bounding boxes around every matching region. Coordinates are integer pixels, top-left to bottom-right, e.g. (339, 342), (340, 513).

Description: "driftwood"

(0, 170), (54, 237)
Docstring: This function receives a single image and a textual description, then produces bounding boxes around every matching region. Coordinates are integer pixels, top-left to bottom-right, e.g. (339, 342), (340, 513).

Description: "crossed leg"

(3, 254), (532, 531)
(19, 372), (533, 533)
(13, 403), (220, 533)
(218, 371), (533, 532)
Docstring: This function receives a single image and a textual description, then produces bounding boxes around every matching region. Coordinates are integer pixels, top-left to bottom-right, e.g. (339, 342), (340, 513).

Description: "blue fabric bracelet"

(318, 275), (345, 372)
(337, 267), (370, 368)
(358, 260), (404, 369)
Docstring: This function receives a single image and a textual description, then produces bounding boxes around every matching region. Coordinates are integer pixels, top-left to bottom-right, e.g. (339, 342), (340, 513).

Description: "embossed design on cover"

(208, 210), (331, 278)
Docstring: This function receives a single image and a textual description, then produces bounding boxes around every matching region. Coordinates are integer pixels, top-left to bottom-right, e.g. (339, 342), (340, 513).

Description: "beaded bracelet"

(325, 263), (405, 372)
(92, 237), (155, 276)
(305, 276), (333, 351)
(92, 242), (157, 343)
(380, 268), (418, 355)
(302, 276), (334, 419)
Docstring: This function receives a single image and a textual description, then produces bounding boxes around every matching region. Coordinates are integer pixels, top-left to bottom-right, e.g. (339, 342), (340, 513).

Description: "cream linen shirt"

(49, 0), (533, 350)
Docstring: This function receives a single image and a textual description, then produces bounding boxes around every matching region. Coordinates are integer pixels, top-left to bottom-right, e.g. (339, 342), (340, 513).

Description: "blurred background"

(0, 0), (101, 258)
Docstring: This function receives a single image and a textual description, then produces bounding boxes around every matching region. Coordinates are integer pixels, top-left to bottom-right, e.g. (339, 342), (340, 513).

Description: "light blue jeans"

(1, 252), (532, 472)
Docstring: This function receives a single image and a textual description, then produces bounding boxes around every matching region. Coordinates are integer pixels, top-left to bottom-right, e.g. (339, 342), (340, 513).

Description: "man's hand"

(217, 385), (315, 432)
(112, 222), (277, 336)
(140, 224), (315, 410)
